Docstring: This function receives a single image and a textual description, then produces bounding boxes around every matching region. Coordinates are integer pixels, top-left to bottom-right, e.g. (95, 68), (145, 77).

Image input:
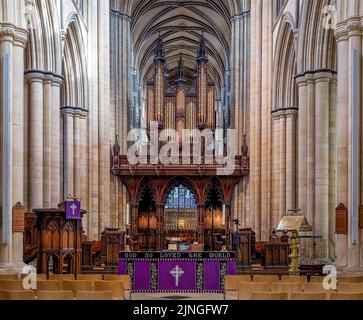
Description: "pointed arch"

(61, 14), (88, 109)
(162, 177), (200, 205)
(273, 14), (297, 110)
(297, 0), (337, 73)
(25, 0), (62, 74)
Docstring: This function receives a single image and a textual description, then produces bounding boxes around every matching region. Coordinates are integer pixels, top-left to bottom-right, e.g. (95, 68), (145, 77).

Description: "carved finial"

(176, 53), (187, 85)
(197, 32), (208, 64)
(113, 135), (120, 157)
(241, 134), (248, 156)
(154, 33), (165, 63)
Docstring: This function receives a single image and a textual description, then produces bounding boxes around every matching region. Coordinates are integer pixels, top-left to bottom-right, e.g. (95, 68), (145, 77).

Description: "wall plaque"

(336, 203), (348, 235)
(13, 202), (25, 233)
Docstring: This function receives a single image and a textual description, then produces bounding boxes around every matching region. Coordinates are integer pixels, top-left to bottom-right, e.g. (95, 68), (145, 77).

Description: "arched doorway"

(63, 254), (75, 274)
(164, 183), (198, 249)
(47, 254), (60, 275)
(138, 182), (156, 250)
(204, 181), (224, 250)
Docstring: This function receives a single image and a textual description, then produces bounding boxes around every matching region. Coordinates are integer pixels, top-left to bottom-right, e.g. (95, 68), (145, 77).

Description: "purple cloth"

(65, 200), (81, 220)
(158, 261), (196, 291)
(118, 261), (127, 275)
(134, 261), (150, 291)
(203, 261), (220, 290)
(227, 260), (237, 275)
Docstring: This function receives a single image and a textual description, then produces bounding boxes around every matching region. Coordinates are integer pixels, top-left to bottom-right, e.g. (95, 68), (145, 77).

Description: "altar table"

(118, 251), (237, 293)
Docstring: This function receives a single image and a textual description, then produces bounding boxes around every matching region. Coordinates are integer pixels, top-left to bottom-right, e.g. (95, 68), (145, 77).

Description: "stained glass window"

(165, 184), (197, 209)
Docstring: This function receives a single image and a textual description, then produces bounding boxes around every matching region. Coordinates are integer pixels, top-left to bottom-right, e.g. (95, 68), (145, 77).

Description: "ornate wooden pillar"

(197, 203), (205, 244)
(131, 203), (139, 237)
(156, 202), (165, 250)
(224, 203), (232, 250)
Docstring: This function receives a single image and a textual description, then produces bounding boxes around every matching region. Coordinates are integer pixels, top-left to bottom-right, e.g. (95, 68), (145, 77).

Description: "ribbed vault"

(111, 0), (249, 88)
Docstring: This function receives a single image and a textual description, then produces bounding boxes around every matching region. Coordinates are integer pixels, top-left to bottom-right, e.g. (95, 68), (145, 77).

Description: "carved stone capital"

(0, 23), (28, 48)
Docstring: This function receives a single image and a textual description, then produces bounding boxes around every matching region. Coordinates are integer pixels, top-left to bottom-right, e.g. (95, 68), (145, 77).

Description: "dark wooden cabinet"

(264, 242), (289, 268)
(100, 228), (123, 265)
(237, 228), (256, 267)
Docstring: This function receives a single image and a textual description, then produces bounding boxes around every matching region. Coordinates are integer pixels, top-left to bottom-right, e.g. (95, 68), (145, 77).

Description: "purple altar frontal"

(118, 251), (237, 293)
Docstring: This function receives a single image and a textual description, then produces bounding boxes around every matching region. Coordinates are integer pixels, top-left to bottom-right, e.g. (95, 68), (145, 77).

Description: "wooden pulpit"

(32, 201), (86, 275)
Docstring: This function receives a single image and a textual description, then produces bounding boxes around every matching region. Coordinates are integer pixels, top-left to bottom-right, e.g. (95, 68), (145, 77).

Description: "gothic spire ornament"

(197, 33), (208, 64)
(176, 53), (186, 84)
(154, 33), (165, 63)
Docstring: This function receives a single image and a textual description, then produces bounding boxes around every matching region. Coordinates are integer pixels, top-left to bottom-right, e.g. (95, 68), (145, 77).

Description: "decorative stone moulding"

(0, 23), (28, 48)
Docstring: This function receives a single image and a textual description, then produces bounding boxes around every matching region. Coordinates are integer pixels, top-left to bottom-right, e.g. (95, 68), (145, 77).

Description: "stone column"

(314, 72), (332, 247)
(306, 75), (316, 228)
(347, 22), (361, 269)
(0, 23), (28, 269)
(279, 112), (286, 216)
(74, 115), (81, 199)
(61, 107), (74, 198)
(26, 71), (45, 209)
(334, 19), (363, 270)
(43, 74), (52, 208)
(286, 108), (297, 211)
(296, 76), (308, 215)
(51, 76), (62, 206)
(334, 28), (349, 268)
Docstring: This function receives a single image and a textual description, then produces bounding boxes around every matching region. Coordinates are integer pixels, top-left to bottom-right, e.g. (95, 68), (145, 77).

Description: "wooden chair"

(309, 276), (326, 283)
(330, 293), (363, 300)
(0, 274), (18, 280)
(303, 283), (335, 293)
(281, 275), (308, 284)
(49, 274), (75, 281)
(238, 282), (272, 300)
(224, 275), (251, 299)
(77, 274), (103, 281)
(338, 276), (363, 283)
(0, 280), (25, 291)
(37, 290), (74, 300)
(337, 283), (363, 293)
(94, 281), (125, 300)
(76, 291), (113, 300)
(0, 290), (35, 300)
(290, 292), (328, 300)
(252, 275), (279, 283)
(103, 275), (132, 299)
(251, 292), (288, 300)
(62, 280), (92, 297)
(20, 274), (47, 281)
(77, 274), (103, 289)
(271, 283), (304, 299)
(36, 280), (62, 292)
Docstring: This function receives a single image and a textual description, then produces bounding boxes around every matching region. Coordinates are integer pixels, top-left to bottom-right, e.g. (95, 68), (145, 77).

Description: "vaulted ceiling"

(112, 0), (249, 88)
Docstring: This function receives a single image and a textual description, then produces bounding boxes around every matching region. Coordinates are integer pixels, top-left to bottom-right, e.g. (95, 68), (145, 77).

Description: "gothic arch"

(61, 15), (88, 109)
(25, 0), (62, 74)
(273, 14), (297, 110)
(161, 177), (200, 205)
(297, 0), (337, 73)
